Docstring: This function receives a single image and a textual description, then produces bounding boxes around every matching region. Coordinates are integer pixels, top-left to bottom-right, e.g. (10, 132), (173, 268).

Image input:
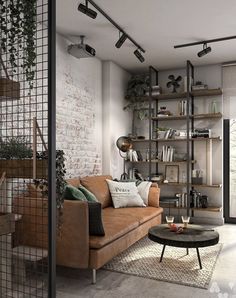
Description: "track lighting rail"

(174, 35), (236, 48)
(86, 0), (145, 53)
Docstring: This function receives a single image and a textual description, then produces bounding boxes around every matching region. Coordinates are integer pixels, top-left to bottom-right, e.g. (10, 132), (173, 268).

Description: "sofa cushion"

(103, 206), (163, 225)
(80, 175), (112, 208)
(106, 180), (145, 208)
(78, 185), (98, 202)
(89, 211), (139, 249)
(66, 178), (81, 188)
(63, 185), (87, 201)
(88, 202), (105, 236)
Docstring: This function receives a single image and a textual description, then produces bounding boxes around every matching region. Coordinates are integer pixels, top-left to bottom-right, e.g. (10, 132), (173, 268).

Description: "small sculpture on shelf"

(166, 75), (182, 93)
(157, 106), (172, 116)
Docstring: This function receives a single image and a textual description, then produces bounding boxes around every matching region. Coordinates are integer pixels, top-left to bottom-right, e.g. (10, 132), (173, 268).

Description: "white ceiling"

(56, 0), (236, 73)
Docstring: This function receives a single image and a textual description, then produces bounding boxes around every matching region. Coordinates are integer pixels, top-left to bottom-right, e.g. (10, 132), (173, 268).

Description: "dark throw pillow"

(78, 185), (98, 202)
(88, 202), (105, 236)
(63, 185), (87, 201)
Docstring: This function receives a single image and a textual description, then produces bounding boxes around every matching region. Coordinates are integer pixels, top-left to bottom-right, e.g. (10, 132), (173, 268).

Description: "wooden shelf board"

(125, 89), (222, 102)
(159, 182), (186, 186)
(152, 112), (222, 121)
(192, 206), (222, 212)
(193, 112), (222, 119)
(128, 160), (196, 164)
(160, 206), (222, 212)
(192, 183), (222, 188)
(192, 88), (222, 97)
(155, 88), (222, 101)
(132, 137), (221, 142)
(159, 182), (222, 188)
(151, 137), (222, 142)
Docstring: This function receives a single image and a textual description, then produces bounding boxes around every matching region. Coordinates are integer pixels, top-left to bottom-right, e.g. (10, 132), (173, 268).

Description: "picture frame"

(165, 165), (179, 183)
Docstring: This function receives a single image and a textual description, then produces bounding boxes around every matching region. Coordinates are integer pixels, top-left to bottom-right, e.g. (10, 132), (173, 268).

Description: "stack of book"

(178, 100), (187, 115)
(161, 146), (175, 162)
(163, 128), (176, 139)
(127, 149), (143, 162)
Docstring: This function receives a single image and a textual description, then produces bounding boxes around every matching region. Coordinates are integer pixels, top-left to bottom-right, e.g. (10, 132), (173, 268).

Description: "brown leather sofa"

(13, 175), (163, 283)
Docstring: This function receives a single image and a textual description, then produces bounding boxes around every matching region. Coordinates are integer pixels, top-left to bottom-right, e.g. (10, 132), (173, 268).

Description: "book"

(136, 150), (143, 161)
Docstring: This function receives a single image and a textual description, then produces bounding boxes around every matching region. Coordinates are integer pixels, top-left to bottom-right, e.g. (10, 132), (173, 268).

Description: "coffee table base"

(159, 245), (202, 269)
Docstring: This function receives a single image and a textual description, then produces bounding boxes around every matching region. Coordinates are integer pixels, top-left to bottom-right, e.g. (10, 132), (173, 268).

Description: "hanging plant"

(35, 150), (67, 231)
(0, 0), (37, 89)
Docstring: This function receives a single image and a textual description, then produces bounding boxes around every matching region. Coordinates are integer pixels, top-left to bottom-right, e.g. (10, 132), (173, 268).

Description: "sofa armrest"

(148, 184), (160, 207)
(56, 200), (89, 268)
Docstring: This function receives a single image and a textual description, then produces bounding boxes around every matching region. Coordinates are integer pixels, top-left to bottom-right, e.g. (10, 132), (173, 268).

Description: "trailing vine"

(35, 150), (67, 231)
(0, 0), (37, 88)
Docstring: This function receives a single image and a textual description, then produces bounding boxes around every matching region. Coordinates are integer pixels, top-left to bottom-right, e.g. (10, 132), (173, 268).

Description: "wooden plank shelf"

(192, 183), (222, 188)
(192, 206), (222, 212)
(159, 182), (222, 188)
(127, 160), (196, 164)
(126, 88), (222, 102)
(153, 137), (221, 142)
(192, 88), (222, 97)
(152, 112), (222, 121)
(131, 137), (222, 142)
(0, 159), (47, 179)
(160, 205), (222, 212)
(156, 88), (222, 101)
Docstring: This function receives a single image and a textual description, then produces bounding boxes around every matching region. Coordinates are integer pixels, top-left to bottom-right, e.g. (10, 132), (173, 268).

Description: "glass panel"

(230, 120), (236, 218)
(0, 0), (50, 296)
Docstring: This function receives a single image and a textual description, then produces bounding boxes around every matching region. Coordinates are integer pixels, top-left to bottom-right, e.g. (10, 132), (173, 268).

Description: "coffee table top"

(148, 224), (219, 248)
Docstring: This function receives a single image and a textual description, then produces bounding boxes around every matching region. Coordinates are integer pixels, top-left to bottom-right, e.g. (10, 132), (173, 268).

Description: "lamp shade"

(116, 136), (132, 153)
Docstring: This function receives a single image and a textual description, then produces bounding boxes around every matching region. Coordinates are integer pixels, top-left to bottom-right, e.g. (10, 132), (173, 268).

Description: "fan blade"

(176, 76), (182, 82)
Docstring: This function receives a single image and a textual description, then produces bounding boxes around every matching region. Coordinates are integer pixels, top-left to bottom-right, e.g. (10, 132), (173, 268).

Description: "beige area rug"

(103, 237), (222, 289)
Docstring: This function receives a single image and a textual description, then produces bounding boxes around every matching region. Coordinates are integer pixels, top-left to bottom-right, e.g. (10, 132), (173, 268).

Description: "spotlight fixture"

(134, 49), (145, 63)
(77, 0), (145, 63)
(197, 43), (211, 57)
(78, 0), (97, 19)
(115, 32), (127, 48)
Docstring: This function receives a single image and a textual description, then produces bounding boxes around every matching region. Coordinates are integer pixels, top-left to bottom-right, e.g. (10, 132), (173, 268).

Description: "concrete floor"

(56, 224), (236, 298)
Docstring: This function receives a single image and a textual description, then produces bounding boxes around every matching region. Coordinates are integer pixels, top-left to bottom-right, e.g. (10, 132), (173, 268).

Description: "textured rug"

(103, 237), (222, 289)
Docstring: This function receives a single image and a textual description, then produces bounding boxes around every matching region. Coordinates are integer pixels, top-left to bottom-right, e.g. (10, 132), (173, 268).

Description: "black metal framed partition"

(224, 119), (236, 224)
(0, 0), (56, 296)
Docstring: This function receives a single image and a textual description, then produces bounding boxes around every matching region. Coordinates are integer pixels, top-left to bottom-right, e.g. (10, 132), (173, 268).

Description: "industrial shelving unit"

(128, 61), (223, 217)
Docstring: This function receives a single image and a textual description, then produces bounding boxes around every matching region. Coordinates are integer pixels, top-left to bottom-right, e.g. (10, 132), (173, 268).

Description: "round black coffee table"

(148, 224), (219, 269)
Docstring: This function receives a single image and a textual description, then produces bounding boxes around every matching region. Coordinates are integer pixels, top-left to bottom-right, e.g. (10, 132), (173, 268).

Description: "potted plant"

(0, 137), (47, 179)
(154, 127), (168, 139)
(0, 0), (37, 94)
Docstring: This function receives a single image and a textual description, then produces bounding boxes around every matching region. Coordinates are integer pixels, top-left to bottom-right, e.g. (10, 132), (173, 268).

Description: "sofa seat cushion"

(89, 211), (139, 249)
(103, 206), (163, 225)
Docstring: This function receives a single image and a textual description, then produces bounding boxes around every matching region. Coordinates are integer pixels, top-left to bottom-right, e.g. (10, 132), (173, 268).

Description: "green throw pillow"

(78, 185), (98, 202)
(63, 185), (87, 201)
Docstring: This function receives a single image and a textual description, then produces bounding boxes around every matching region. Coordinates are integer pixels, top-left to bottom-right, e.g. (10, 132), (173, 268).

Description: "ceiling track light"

(78, 0), (97, 19)
(174, 35), (236, 57)
(78, 0), (145, 63)
(115, 32), (127, 48)
(197, 43), (211, 57)
(134, 48), (145, 63)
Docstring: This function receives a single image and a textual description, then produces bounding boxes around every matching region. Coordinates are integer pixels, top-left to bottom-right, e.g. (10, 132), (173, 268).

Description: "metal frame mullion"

(186, 60), (192, 216)
(148, 66), (159, 181)
(48, 0), (56, 296)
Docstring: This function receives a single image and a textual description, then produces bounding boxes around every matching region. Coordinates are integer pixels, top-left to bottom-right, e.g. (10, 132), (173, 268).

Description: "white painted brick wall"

(56, 34), (102, 178)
